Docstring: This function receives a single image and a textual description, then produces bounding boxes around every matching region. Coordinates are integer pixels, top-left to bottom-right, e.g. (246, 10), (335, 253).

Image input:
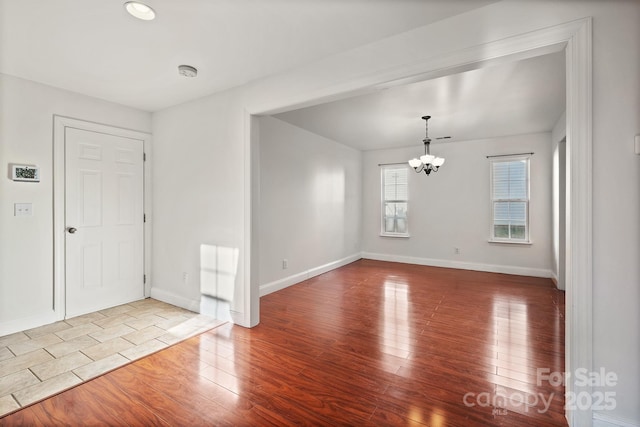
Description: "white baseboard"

(361, 252), (553, 278)
(594, 412), (640, 427)
(260, 253), (362, 297)
(200, 294), (232, 322)
(550, 271), (559, 286)
(149, 287), (201, 313)
(260, 270), (309, 297)
(0, 310), (59, 337)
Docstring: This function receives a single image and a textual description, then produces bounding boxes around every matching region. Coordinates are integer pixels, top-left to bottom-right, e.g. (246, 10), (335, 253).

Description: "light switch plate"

(14, 203), (33, 216)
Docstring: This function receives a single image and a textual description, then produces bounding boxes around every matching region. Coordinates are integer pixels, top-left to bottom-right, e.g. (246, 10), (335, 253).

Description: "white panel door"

(65, 127), (144, 317)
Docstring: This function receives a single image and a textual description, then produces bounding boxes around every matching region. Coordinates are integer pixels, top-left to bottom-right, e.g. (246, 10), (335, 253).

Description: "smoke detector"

(178, 65), (198, 78)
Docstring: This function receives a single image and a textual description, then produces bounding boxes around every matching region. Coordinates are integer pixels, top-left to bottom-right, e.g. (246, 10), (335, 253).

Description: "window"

(381, 165), (409, 237)
(490, 155), (530, 243)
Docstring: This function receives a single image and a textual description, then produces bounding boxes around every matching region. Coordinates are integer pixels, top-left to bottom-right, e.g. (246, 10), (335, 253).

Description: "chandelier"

(408, 115), (445, 175)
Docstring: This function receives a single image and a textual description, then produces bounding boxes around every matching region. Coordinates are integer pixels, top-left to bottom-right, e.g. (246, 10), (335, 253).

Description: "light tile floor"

(0, 298), (225, 417)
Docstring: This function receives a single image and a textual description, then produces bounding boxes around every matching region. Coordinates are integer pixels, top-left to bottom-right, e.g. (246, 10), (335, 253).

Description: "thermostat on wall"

(11, 164), (40, 182)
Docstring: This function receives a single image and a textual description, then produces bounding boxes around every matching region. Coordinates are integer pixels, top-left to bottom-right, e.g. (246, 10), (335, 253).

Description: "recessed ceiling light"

(124, 2), (156, 21)
(178, 65), (198, 78)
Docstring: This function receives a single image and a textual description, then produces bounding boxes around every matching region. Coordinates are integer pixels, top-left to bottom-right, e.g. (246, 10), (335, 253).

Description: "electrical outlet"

(182, 272), (189, 283)
(14, 203), (33, 216)
(454, 247), (460, 255)
(282, 259), (288, 269)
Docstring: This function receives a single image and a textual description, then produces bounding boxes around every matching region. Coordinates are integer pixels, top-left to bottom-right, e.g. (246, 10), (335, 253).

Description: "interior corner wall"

(257, 116), (362, 295)
(362, 133), (553, 276)
(0, 73), (151, 335)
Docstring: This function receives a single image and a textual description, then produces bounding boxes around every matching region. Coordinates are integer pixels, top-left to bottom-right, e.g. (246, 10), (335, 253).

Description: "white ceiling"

(274, 51), (566, 151)
(0, 0), (497, 112)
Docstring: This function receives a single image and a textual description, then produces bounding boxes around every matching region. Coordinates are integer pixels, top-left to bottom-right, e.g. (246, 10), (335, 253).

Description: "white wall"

(150, 1), (640, 423)
(258, 116), (362, 294)
(150, 91), (250, 319)
(0, 73), (151, 335)
(589, 0), (640, 421)
(362, 133), (552, 276)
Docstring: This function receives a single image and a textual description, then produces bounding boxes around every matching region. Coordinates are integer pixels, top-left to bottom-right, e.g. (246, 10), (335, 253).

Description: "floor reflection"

(492, 297), (530, 370)
(380, 279), (414, 359)
(198, 324), (239, 402)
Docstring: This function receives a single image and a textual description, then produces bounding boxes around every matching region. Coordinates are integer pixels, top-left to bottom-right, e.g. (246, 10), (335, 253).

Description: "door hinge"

(144, 274), (146, 284)
(143, 152), (146, 161)
(143, 214), (146, 223)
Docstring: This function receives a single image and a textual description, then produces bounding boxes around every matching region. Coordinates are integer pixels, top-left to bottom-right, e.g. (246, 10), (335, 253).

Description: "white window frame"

(380, 165), (409, 238)
(489, 155), (531, 244)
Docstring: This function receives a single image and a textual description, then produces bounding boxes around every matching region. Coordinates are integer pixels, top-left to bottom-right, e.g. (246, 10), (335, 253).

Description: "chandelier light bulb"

(408, 158), (422, 168)
(420, 154), (435, 165)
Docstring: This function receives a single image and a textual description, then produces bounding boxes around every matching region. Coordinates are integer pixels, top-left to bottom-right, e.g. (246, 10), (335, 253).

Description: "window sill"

(380, 233), (410, 238)
(488, 239), (532, 245)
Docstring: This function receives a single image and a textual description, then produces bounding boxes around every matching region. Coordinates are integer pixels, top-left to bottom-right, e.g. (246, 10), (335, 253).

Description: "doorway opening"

(247, 18), (592, 426)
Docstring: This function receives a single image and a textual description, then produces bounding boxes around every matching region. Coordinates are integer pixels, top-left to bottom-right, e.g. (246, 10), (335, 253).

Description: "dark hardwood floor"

(0, 260), (567, 426)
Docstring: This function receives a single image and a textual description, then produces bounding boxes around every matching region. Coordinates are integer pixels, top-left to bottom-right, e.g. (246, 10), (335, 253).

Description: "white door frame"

(53, 115), (152, 319)
(245, 18), (592, 426)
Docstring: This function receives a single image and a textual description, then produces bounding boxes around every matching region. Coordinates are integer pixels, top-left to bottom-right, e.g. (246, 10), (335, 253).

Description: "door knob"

(67, 227), (77, 234)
